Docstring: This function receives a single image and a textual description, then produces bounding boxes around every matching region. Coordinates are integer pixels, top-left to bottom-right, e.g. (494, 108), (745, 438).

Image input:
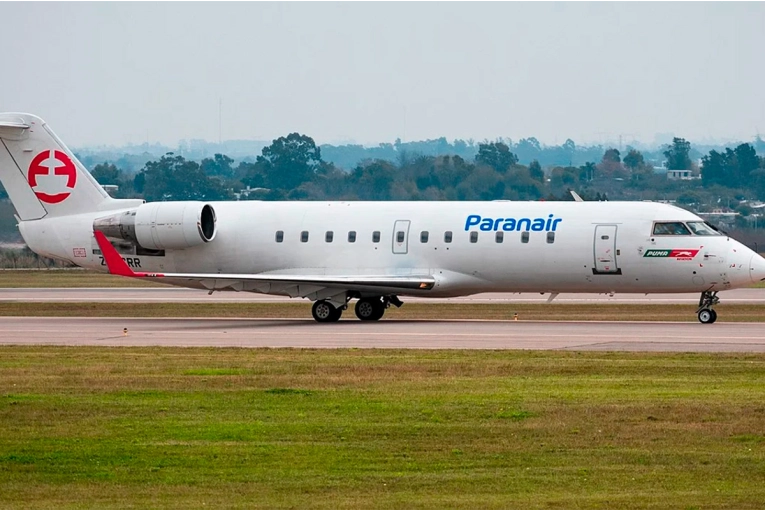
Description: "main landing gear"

(697, 291), (720, 324)
(311, 296), (403, 323)
(311, 300), (343, 323)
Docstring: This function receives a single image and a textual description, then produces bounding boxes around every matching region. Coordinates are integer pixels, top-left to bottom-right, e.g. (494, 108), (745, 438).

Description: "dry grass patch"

(0, 269), (163, 288)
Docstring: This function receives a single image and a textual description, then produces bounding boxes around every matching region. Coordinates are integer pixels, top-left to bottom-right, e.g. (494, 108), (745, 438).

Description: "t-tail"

(0, 113), (144, 263)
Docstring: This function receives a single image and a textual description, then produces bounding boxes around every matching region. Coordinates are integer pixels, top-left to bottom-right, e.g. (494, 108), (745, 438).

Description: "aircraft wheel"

(697, 308), (716, 324)
(312, 300), (342, 323)
(355, 298), (385, 321)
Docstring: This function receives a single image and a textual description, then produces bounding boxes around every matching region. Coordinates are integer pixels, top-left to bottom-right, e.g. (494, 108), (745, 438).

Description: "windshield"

(652, 222), (692, 236)
(686, 221), (722, 236)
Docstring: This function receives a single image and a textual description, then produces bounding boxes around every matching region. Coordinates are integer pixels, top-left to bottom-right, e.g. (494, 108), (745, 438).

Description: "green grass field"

(1, 347), (764, 509)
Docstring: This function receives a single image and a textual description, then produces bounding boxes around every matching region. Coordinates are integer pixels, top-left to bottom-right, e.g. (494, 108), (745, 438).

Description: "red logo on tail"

(28, 150), (77, 204)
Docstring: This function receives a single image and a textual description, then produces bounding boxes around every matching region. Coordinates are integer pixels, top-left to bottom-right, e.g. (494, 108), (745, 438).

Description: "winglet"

(93, 230), (136, 277)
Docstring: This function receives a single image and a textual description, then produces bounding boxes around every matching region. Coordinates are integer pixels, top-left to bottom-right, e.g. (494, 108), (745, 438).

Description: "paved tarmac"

(2, 287), (765, 304)
(1, 317), (764, 352)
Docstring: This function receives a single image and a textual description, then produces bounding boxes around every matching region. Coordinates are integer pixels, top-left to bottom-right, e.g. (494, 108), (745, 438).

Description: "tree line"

(84, 134), (765, 219)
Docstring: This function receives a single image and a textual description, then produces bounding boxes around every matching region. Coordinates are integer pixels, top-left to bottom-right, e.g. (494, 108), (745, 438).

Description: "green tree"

(138, 154), (231, 201)
(732, 143), (760, 186)
(514, 137), (542, 162)
(460, 166), (504, 200)
(623, 149), (645, 171)
(507, 166), (543, 199)
(702, 143), (759, 189)
(257, 133), (322, 191)
(90, 163), (121, 185)
(350, 160), (397, 200)
(579, 162), (597, 181)
(475, 141), (518, 173)
(701, 150), (726, 187)
(664, 137), (692, 170)
(528, 160), (544, 182)
(598, 148), (625, 178)
(200, 154), (234, 178)
(549, 166), (580, 190)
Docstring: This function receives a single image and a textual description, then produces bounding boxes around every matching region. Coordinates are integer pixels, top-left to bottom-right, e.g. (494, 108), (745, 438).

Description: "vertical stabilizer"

(0, 113), (113, 220)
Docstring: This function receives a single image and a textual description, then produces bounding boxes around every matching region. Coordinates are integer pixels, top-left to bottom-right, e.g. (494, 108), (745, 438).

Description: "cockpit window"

(686, 221), (722, 236)
(652, 222), (692, 236)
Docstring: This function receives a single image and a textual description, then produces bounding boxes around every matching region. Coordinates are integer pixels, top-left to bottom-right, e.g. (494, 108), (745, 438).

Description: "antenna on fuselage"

(570, 190), (584, 202)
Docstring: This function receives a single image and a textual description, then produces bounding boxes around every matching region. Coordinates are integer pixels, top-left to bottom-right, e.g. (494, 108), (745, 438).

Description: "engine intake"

(94, 202), (217, 250)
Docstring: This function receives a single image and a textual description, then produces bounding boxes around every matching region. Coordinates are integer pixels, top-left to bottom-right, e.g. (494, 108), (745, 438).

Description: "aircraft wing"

(93, 231), (436, 297)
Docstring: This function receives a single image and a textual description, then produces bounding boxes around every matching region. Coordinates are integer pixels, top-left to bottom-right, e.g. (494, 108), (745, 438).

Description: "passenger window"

(275, 231), (284, 243)
(348, 231), (356, 243)
(421, 231), (429, 243)
(470, 232), (478, 243)
(372, 231), (381, 243)
(397, 231), (405, 243)
(444, 231), (453, 243)
(521, 231), (530, 243)
(301, 231), (309, 243)
(547, 232), (555, 244)
(325, 231), (333, 243)
(653, 222), (692, 236)
(495, 231), (504, 243)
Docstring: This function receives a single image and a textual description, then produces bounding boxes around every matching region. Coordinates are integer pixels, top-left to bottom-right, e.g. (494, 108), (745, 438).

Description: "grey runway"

(2, 287), (765, 304)
(1, 317), (764, 352)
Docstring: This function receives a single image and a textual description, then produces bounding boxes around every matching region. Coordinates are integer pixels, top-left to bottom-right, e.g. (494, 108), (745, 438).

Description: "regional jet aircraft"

(1, 113), (763, 323)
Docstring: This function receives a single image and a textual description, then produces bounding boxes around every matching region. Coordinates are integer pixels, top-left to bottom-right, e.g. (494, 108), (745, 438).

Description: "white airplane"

(1, 113), (763, 324)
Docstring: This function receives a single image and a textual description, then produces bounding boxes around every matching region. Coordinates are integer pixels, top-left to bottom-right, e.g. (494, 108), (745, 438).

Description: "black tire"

(355, 298), (385, 321)
(698, 308), (715, 324)
(312, 300), (342, 323)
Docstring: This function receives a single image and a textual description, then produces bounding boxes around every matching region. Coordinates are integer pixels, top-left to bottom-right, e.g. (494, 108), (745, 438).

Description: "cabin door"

(593, 225), (621, 274)
(392, 220), (411, 254)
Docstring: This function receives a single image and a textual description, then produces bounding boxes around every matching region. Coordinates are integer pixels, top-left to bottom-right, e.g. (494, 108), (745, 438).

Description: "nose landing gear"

(697, 291), (719, 324)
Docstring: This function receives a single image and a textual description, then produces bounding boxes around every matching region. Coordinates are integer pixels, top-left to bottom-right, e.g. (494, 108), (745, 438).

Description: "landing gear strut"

(312, 300), (343, 323)
(697, 291), (719, 324)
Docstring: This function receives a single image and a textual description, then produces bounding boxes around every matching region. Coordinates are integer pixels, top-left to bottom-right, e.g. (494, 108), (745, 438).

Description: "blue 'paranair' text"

(464, 214), (562, 232)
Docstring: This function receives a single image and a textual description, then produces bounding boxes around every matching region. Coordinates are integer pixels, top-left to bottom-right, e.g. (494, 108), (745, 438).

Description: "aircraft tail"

(0, 113), (115, 220)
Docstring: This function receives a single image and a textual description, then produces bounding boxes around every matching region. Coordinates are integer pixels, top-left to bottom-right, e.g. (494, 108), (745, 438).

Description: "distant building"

(667, 169), (695, 180)
(653, 160), (699, 180)
(234, 186), (270, 200)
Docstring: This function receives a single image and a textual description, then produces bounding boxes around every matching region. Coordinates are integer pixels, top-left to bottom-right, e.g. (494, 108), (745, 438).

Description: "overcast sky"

(1, 2), (764, 148)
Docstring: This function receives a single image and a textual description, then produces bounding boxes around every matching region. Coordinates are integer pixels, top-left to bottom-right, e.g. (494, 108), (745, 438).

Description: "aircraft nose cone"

(751, 253), (765, 283)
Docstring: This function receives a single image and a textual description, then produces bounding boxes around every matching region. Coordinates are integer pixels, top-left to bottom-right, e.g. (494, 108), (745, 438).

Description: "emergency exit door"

(392, 220), (410, 254)
(593, 225), (621, 274)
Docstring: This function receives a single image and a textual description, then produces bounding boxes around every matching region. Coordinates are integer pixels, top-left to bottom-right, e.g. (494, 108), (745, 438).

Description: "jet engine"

(94, 201), (217, 250)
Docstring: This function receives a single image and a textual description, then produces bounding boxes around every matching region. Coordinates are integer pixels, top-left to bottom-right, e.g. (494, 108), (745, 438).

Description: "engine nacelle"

(94, 201), (217, 250)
